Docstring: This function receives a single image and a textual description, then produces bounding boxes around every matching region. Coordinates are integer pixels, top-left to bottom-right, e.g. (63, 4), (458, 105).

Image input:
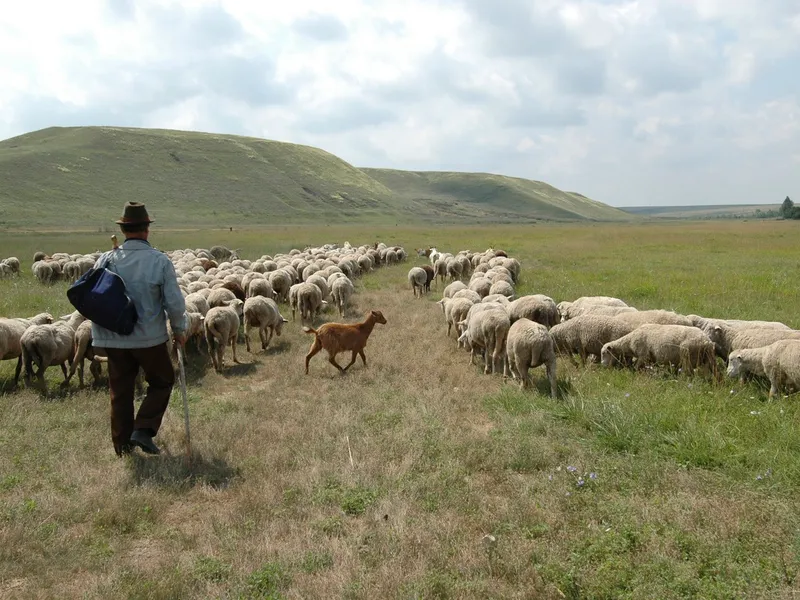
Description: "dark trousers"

(102, 343), (175, 456)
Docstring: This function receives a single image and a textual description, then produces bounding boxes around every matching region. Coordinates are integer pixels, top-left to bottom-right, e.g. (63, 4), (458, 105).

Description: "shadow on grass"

(127, 451), (241, 490)
(220, 362), (257, 378)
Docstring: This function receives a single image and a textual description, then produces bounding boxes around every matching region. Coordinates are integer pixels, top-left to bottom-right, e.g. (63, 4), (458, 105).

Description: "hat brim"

(115, 218), (154, 225)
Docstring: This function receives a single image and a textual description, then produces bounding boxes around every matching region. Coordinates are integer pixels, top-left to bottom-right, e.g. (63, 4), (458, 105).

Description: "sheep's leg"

(244, 323), (252, 353)
(260, 327), (268, 350)
(231, 335), (240, 364)
(13, 356), (22, 386)
(547, 359), (558, 399)
(60, 362), (69, 386)
(343, 351), (359, 371)
(305, 339), (322, 374)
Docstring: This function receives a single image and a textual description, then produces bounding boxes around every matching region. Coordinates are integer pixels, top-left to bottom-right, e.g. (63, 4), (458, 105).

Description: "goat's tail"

(302, 326), (318, 336)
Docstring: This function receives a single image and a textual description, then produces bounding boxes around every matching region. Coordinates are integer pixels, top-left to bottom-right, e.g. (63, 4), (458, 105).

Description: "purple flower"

(567, 466), (577, 473)
(577, 479), (585, 487)
(589, 472), (598, 480)
(756, 475), (763, 481)
(548, 475), (553, 481)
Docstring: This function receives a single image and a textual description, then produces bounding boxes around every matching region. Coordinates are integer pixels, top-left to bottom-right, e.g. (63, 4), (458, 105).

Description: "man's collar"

(122, 238), (152, 247)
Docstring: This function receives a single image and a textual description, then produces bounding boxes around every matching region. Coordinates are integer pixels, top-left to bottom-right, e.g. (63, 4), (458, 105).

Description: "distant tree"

(781, 196), (794, 218)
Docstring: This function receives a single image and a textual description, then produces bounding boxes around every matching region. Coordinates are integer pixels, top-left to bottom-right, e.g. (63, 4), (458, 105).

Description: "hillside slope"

(0, 126), (631, 229)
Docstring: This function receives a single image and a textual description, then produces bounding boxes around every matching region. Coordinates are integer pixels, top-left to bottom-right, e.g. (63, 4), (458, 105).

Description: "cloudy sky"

(1, 0), (798, 207)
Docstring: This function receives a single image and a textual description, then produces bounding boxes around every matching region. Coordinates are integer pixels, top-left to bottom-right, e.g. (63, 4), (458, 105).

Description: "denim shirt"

(91, 239), (187, 349)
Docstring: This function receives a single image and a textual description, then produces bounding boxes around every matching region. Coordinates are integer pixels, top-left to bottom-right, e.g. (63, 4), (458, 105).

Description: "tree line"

(754, 197), (798, 219)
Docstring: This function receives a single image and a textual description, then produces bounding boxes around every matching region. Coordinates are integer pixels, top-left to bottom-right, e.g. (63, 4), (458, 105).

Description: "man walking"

(93, 202), (187, 456)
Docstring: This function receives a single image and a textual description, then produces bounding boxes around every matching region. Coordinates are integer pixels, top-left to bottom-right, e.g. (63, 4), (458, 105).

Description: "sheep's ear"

(282, 318), (289, 323)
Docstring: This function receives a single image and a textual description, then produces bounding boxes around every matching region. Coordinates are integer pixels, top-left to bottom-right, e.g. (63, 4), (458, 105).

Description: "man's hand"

(174, 332), (188, 348)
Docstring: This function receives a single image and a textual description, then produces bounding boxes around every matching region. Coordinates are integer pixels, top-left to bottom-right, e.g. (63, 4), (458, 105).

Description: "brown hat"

(115, 202), (154, 225)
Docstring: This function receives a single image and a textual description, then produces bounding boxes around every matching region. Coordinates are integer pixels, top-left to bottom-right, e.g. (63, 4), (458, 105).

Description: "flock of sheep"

(0, 242), (407, 394)
(416, 247), (800, 399)
(2, 240), (800, 400)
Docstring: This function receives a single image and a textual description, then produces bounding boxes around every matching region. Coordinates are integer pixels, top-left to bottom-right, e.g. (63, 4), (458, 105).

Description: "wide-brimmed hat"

(115, 202), (154, 225)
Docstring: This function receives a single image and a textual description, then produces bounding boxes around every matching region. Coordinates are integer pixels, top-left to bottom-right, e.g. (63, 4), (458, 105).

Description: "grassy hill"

(620, 204), (782, 219)
(0, 126), (632, 229)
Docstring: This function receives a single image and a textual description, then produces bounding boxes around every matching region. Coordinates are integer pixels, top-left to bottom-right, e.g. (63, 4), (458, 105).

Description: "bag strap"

(97, 250), (117, 270)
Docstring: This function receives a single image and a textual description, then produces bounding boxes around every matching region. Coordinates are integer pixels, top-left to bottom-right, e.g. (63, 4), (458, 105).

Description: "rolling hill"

(0, 126), (633, 229)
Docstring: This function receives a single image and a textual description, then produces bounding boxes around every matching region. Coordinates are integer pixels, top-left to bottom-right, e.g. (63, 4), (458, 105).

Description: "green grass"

(1, 220), (800, 598)
(0, 126), (632, 230)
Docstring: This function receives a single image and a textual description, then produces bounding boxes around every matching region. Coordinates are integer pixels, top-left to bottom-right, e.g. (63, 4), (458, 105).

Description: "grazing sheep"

(549, 314), (637, 366)
(1, 257), (20, 276)
(505, 318), (557, 397)
(727, 340), (800, 398)
(558, 296), (629, 322)
(612, 309), (693, 328)
(204, 299), (245, 372)
(67, 319), (104, 387)
(207, 287), (238, 309)
(468, 277), (492, 298)
(269, 269), (293, 303)
(506, 295), (559, 328)
(331, 277), (355, 317)
(408, 267), (428, 298)
(482, 294), (511, 305)
(706, 323), (800, 361)
(0, 312), (54, 386)
(243, 296), (288, 352)
(184, 292), (210, 316)
(600, 324), (717, 377)
(452, 289), (482, 304)
(457, 306), (511, 375)
(20, 311), (86, 393)
(689, 315), (792, 336)
(304, 310), (387, 374)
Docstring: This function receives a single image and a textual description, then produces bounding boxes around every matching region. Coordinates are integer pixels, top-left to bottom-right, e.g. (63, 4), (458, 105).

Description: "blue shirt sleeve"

(161, 256), (187, 333)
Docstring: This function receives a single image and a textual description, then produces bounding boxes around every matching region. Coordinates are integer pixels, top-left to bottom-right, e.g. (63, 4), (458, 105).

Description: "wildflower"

(687, 383), (693, 389)
(624, 393), (631, 398)
(577, 479), (585, 487)
(548, 475), (553, 481)
(565, 492), (571, 497)
(750, 411), (761, 416)
(756, 475), (763, 481)
(589, 472), (598, 480)
(567, 466), (577, 473)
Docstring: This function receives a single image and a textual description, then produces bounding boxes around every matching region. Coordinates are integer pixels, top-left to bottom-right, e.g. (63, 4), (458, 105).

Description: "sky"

(0, 0), (798, 207)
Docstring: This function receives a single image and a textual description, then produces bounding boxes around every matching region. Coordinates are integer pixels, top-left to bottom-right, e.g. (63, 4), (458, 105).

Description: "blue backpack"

(66, 252), (139, 335)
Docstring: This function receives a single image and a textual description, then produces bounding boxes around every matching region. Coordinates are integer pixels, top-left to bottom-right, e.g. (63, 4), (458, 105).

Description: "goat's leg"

(328, 352), (345, 373)
(343, 351), (359, 371)
(305, 339), (322, 374)
(358, 349), (367, 367)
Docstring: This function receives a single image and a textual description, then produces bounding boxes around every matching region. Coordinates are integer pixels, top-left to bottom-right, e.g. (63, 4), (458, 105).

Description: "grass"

(0, 126), (633, 230)
(1, 220), (800, 598)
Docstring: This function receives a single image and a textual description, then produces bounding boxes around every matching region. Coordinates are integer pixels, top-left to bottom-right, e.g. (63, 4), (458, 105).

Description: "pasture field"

(1, 220), (800, 599)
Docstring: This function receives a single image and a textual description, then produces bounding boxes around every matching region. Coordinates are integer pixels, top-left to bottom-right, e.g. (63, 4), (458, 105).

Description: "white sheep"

(243, 296), (288, 353)
(558, 296), (629, 322)
(442, 281), (467, 298)
(437, 296), (474, 342)
(408, 267), (428, 298)
(549, 314), (637, 367)
(0, 313), (54, 386)
(600, 324), (717, 377)
(707, 323), (800, 361)
(20, 311), (86, 393)
(727, 340), (800, 398)
(505, 318), (557, 397)
(204, 299), (245, 372)
(296, 281), (325, 323)
(331, 277), (355, 317)
(506, 295), (559, 328)
(457, 306), (511, 374)
(612, 309), (693, 328)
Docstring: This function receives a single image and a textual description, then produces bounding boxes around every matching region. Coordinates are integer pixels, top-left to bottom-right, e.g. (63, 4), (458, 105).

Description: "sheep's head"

(224, 298), (245, 318)
(275, 317), (289, 336)
(370, 310), (387, 325)
(726, 353), (744, 378)
(600, 344), (617, 368)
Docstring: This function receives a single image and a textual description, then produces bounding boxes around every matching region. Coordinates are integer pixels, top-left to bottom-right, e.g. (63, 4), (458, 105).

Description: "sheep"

(269, 269), (293, 303)
(488, 280), (515, 299)
(505, 318), (557, 397)
(437, 297), (474, 341)
(20, 311), (86, 393)
(184, 292), (210, 316)
(452, 289), (482, 304)
(204, 299), (245, 372)
(246, 277), (275, 300)
(727, 341), (800, 398)
(689, 315), (792, 336)
(446, 258), (463, 281)
(331, 277), (355, 317)
(468, 277), (492, 298)
(558, 296), (629, 322)
(207, 287), (238, 309)
(442, 281), (467, 298)
(297, 281), (325, 323)
(706, 323), (800, 361)
(457, 306), (511, 375)
(243, 296), (288, 353)
(0, 312), (54, 386)
(304, 310), (387, 374)
(612, 309), (693, 329)
(1, 257), (20, 276)
(482, 294), (511, 305)
(408, 267), (428, 298)
(549, 314), (637, 366)
(600, 324), (717, 377)
(67, 319), (104, 387)
(433, 258), (448, 284)
(506, 295), (559, 328)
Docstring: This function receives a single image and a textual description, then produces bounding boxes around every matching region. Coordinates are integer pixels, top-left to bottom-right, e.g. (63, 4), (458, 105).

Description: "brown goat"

(304, 310), (387, 374)
(199, 258), (218, 271)
(421, 265), (435, 293)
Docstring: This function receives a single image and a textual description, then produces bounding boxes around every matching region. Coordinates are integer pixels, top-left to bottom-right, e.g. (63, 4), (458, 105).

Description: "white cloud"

(0, 0), (798, 206)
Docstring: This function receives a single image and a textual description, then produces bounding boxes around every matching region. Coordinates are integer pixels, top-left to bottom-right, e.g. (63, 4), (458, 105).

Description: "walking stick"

(176, 345), (192, 464)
